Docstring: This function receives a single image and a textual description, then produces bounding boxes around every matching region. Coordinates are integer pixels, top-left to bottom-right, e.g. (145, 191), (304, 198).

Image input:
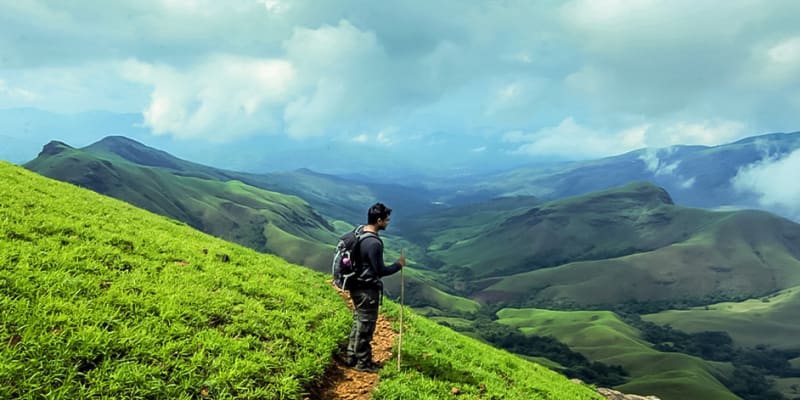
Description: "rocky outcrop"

(597, 387), (661, 400)
(38, 140), (73, 156)
(571, 380), (661, 400)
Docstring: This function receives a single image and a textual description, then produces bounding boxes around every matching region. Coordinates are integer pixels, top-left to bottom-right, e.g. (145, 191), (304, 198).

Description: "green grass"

(0, 161), (351, 399)
(495, 308), (740, 400)
(643, 286), (800, 350)
(375, 302), (603, 400)
(772, 377), (800, 399)
(1, 161), (604, 399)
(24, 142), (339, 273)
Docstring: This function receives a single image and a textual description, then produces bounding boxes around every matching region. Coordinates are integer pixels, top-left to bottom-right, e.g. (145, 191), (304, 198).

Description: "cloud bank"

(732, 149), (800, 218)
(1, 0), (798, 159)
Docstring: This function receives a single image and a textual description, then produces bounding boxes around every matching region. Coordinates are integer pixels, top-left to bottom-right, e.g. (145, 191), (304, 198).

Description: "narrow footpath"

(306, 286), (397, 400)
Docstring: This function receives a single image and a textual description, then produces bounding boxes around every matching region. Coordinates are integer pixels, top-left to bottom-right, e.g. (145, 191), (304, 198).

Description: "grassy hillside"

(0, 161), (351, 398)
(0, 161), (604, 399)
(496, 308), (740, 400)
(403, 182), (800, 309)
(643, 286), (800, 350)
(24, 140), (338, 272)
(428, 182), (721, 278)
(475, 208), (800, 308)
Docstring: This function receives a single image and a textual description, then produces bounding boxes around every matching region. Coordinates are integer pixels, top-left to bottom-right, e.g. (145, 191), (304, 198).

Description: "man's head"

(367, 202), (392, 231)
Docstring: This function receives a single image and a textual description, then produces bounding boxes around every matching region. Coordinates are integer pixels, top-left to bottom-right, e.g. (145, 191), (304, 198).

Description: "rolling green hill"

(643, 286), (800, 350)
(85, 135), (438, 224)
(24, 139), (339, 272)
(496, 308), (740, 400)
(0, 160), (604, 399)
(407, 182), (800, 310)
(474, 206), (800, 308)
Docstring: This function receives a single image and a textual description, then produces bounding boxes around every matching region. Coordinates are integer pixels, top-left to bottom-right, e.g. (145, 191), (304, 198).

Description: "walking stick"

(397, 249), (405, 371)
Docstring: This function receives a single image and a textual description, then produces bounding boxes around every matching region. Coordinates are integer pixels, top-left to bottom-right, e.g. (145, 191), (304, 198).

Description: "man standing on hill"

(346, 202), (405, 373)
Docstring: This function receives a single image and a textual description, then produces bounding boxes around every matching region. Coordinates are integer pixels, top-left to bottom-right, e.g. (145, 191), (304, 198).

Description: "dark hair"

(367, 202), (392, 224)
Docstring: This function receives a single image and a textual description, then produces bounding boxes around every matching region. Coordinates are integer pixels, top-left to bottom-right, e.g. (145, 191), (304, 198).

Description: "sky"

(1, 0), (799, 161)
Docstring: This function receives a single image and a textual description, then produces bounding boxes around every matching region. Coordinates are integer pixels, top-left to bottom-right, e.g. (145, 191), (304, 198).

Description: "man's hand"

(398, 249), (406, 267)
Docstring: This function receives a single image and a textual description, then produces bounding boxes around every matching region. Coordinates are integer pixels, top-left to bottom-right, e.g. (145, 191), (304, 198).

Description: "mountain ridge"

(24, 140), (338, 272)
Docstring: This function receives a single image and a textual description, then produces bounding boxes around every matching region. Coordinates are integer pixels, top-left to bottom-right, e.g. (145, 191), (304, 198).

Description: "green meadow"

(496, 308), (740, 400)
(0, 161), (603, 399)
(643, 286), (800, 350)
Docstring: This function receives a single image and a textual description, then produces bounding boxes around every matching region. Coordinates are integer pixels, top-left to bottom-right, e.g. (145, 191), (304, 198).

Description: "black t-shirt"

(355, 235), (402, 288)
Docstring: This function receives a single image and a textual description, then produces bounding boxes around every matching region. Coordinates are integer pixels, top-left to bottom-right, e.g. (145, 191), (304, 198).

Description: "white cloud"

(258, 0), (289, 14)
(751, 36), (800, 86)
(657, 120), (747, 147)
(732, 149), (800, 218)
(639, 147), (682, 176)
(352, 133), (369, 143)
(0, 79), (39, 101)
(350, 128), (396, 146)
(472, 146), (487, 153)
(122, 56), (296, 141)
(281, 20), (394, 138)
(506, 118), (750, 160)
(504, 117), (643, 159)
(564, 65), (605, 95)
(504, 118), (651, 159)
(376, 130), (393, 145)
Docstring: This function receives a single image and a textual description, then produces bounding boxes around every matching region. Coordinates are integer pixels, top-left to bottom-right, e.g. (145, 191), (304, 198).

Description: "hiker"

(346, 202), (405, 372)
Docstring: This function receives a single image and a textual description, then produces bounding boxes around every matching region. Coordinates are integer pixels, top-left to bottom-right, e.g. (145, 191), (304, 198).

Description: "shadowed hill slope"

(407, 182), (800, 310)
(24, 139), (338, 272)
(84, 136), (437, 224)
(0, 161), (604, 399)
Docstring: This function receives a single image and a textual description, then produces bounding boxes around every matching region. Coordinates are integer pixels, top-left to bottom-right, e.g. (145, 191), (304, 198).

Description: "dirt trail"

(306, 286), (397, 400)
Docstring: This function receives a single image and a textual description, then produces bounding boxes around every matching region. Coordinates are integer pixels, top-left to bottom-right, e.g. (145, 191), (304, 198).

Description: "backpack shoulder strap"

(356, 230), (379, 244)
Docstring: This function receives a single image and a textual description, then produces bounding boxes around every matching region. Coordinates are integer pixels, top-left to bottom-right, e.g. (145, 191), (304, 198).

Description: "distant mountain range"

(431, 132), (800, 218)
(0, 107), (532, 177)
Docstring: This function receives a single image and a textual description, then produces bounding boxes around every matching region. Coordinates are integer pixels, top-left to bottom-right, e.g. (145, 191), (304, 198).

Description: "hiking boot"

(344, 356), (357, 367)
(354, 360), (382, 373)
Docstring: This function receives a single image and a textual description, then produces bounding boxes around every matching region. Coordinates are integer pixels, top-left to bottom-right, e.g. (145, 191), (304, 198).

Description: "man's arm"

(364, 238), (402, 277)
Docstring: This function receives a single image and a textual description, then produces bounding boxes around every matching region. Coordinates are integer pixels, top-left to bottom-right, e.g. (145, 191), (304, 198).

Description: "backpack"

(332, 226), (376, 290)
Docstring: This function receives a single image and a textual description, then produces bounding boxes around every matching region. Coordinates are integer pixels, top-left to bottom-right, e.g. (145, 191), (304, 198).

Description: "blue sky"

(1, 0), (799, 162)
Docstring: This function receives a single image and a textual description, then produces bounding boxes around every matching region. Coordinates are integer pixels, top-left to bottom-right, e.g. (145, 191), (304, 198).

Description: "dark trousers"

(347, 288), (380, 363)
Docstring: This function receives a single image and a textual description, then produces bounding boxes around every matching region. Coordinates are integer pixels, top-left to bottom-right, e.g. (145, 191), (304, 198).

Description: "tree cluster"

(622, 314), (800, 400)
(467, 319), (629, 387)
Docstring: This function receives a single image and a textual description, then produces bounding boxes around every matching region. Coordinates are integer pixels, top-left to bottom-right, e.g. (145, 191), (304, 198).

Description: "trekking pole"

(397, 248), (405, 371)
